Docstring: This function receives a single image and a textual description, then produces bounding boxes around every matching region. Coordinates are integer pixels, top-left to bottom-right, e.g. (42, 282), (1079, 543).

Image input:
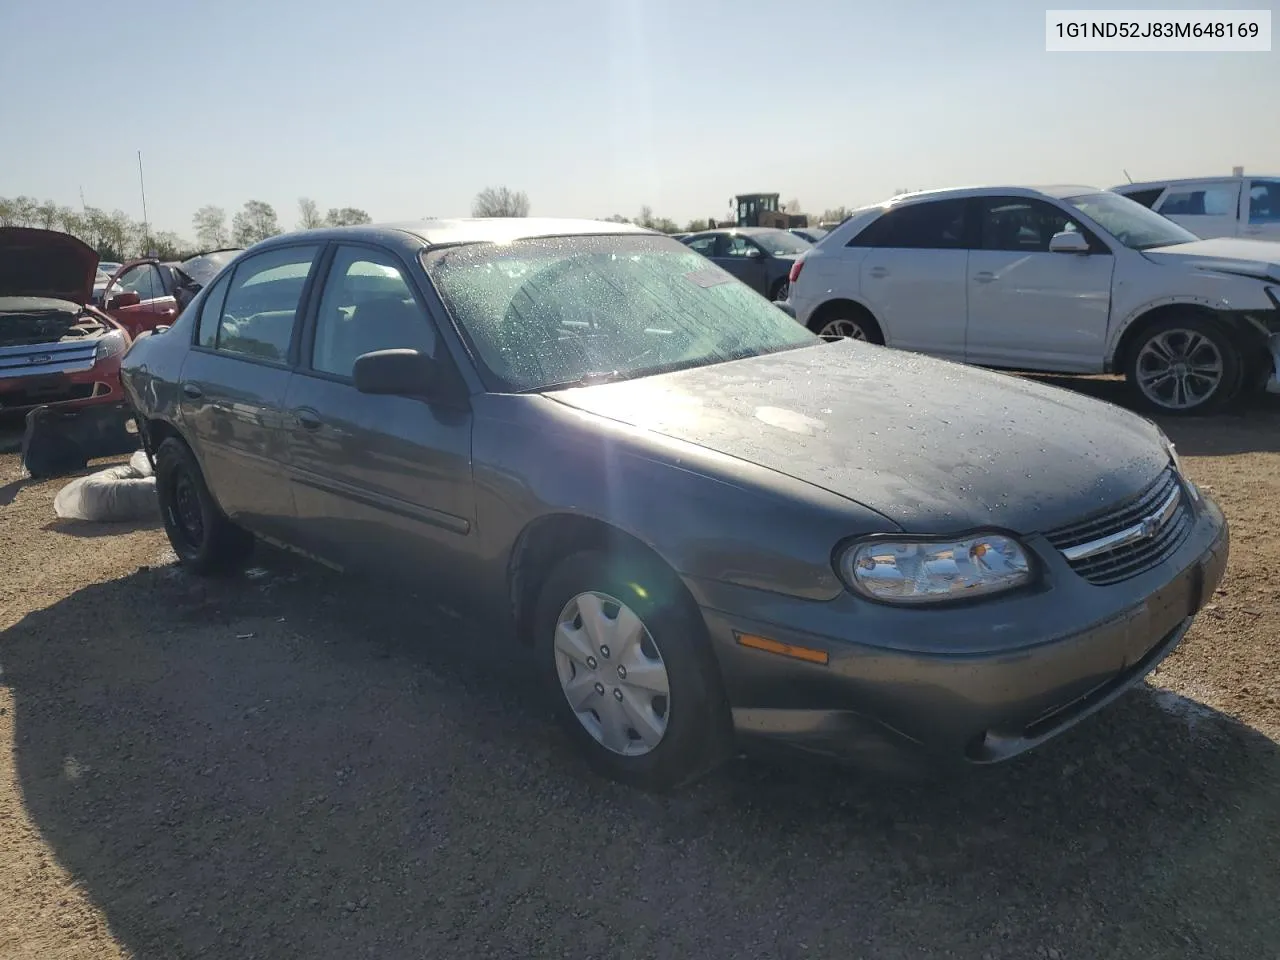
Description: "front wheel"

(533, 549), (729, 791)
(154, 437), (254, 575)
(1125, 318), (1242, 415)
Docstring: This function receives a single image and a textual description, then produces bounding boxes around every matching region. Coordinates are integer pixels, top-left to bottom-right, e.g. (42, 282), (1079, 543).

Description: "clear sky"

(2, 0), (1276, 237)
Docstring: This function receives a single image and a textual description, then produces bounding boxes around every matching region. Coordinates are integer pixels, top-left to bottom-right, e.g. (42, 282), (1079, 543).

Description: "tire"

(533, 548), (730, 791)
(808, 309), (883, 344)
(154, 437), (254, 575)
(1124, 316), (1243, 416)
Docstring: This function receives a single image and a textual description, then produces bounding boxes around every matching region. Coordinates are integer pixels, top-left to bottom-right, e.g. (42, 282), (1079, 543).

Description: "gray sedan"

(681, 227), (810, 301)
(120, 218), (1229, 790)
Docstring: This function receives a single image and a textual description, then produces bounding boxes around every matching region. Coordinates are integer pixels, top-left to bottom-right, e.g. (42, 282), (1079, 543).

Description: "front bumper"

(688, 492), (1230, 774)
(0, 357), (125, 415)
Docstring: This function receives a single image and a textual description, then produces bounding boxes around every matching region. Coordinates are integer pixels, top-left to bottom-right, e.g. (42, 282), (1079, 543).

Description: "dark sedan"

(120, 218), (1229, 790)
(681, 227), (811, 301)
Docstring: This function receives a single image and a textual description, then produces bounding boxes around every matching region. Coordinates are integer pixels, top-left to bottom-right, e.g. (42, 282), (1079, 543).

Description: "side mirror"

(1048, 231), (1090, 254)
(352, 349), (437, 397)
(107, 291), (142, 309)
(745, 248), (764, 259)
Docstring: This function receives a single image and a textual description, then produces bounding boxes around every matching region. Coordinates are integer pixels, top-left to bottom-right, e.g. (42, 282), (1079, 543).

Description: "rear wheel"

(808, 306), (883, 344)
(1125, 317), (1242, 415)
(533, 549), (729, 791)
(154, 437), (254, 574)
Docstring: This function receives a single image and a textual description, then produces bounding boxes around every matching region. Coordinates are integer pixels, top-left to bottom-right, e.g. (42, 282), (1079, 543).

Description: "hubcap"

(1136, 329), (1224, 410)
(170, 469), (204, 548)
(552, 591), (671, 756)
(818, 318), (868, 342)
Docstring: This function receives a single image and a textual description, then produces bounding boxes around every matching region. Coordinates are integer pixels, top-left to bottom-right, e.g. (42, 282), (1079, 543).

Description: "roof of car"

(684, 226), (789, 238)
(255, 217), (654, 251)
(1113, 175), (1280, 191)
(877, 185), (1102, 206)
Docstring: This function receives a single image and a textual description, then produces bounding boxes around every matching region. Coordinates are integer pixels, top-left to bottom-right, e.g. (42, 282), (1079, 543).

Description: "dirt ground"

(1, 381), (1278, 959)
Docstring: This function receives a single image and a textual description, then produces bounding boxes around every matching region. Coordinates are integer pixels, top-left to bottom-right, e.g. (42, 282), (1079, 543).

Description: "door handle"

(181, 383), (203, 400)
(973, 271), (996, 283)
(294, 408), (323, 431)
(868, 266), (888, 278)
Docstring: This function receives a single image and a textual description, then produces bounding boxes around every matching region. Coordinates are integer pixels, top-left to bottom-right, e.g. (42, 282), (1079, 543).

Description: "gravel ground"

(1, 384), (1278, 959)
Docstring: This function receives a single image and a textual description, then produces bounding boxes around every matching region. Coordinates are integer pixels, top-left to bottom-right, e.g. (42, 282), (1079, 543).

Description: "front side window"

(686, 235), (716, 256)
(1248, 180), (1280, 223)
(214, 245), (320, 363)
(722, 235), (759, 258)
(1157, 183), (1237, 217)
(849, 199), (969, 250)
(1064, 192), (1199, 250)
(752, 229), (811, 256)
(423, 234), (817, 393)
(311, 246), (436, 378)
(117, 264), (166, 301)
(978, 198), (1089, 253)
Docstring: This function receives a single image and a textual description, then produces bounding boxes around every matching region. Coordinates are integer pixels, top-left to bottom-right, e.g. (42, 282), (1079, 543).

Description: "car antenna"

(1122, 169), (1133, 183)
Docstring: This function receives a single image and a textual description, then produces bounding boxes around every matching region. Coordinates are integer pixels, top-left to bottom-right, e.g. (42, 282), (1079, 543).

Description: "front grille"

(1046, 469), (1193, 586)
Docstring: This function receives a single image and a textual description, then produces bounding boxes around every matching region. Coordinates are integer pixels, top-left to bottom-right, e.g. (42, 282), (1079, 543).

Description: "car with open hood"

(120, 218), (1228, 790)
(0, 227), (132, 416)
(783, 186), (1280, 415)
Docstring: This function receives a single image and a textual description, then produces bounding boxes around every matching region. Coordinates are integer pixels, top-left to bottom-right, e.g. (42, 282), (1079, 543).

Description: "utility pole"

(137, 149), (151, 254)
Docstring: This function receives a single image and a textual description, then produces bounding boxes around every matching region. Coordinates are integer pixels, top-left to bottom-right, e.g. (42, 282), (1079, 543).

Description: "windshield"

(179, 249), (243, 287)
(423, 234), (817, 392)
(751, 230), (811, 256)
(1064, 192), (1199, 250)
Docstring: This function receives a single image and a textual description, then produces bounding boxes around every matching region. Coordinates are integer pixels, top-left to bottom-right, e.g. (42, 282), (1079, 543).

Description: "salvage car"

(681, 227), (811, 301)
(783, 186), (1280, 415)
(1111, 174), (1280, 241)
(99, 248), (242, 339)
(1, 227), (132, 415)
(121, 218), (1229, 790)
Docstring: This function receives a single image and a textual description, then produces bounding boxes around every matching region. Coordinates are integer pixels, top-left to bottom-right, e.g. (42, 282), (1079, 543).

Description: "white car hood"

(1143, 238), (1280, 283)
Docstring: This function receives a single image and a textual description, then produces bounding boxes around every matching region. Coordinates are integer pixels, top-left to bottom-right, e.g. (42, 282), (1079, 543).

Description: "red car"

(0, 227), (133, 415)
(98, 248), (241, 339)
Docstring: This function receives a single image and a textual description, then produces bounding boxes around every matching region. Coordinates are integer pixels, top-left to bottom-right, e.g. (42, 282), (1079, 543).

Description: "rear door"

(965, 196), (1114, 372)
(1153, 180), (1241, 238)
(850, 198), (970, 360)
(107, 262), (178, 337)
(1243, 179), (1280, 240)
(279, 242), (476, 589)
(179, 243), (323, 539)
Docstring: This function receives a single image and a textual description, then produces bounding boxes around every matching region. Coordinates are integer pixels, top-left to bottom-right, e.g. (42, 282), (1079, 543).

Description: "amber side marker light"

(734, 632), (829, 665)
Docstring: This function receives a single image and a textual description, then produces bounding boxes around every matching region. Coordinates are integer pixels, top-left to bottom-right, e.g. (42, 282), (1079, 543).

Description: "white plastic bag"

(54, 454), (158, 523)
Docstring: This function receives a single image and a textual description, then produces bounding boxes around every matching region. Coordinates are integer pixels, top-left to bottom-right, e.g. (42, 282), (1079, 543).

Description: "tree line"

(0, 196), (371, 262)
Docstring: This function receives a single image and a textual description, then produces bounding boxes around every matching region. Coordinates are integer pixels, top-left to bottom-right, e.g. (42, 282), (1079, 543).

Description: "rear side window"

(686, 236), (716, 256)
(848, 199), (969, 250)
(214, 245), (320, 364)
(1119, 188), (1164, 209)
(196, 273), (231, 347)
(1158, 184), (1236, 217)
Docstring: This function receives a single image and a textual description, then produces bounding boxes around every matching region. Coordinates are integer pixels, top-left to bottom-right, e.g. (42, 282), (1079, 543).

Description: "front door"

(1243, 179), (1280, 240)
(179, 243), (323, 539)
(711, 234), (770, 294)
(107, 262), (178, 338)
(851, 197), (971, 361)
(280, 243), (477, 592)
(964, 197), (1115, 372)
(1153, 180), (1242, 239)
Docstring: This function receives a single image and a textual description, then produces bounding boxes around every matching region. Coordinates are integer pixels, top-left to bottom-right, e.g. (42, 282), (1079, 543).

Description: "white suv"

(783, 185), (1280, 415)
(1111, 175), (1280, 241)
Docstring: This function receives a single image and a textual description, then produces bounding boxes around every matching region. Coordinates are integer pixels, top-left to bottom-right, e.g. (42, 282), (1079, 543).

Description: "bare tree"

(472, 186), (530, 218)
(601, 214), (632, 224)
(297, 197), (325, 230)
(783, 197), (803, 215)
(325, 207), (372, 227)
(231, 201), (281, 246)
(192, 205), (230, 249)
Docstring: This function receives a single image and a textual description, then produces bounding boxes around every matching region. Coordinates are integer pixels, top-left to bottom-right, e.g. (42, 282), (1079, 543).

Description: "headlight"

(94, 330), (127, 361)
(839, 534), (1032, 604)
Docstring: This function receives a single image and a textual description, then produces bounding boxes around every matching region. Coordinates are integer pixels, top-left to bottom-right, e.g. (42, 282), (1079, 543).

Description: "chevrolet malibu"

(120, 218), (1230, 790)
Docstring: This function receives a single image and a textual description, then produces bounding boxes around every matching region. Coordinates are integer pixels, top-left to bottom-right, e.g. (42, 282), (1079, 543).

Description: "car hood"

(1143, 237), (1280, 282)
(0, 227), (99, 304)
(547, 341), (1169, 534)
